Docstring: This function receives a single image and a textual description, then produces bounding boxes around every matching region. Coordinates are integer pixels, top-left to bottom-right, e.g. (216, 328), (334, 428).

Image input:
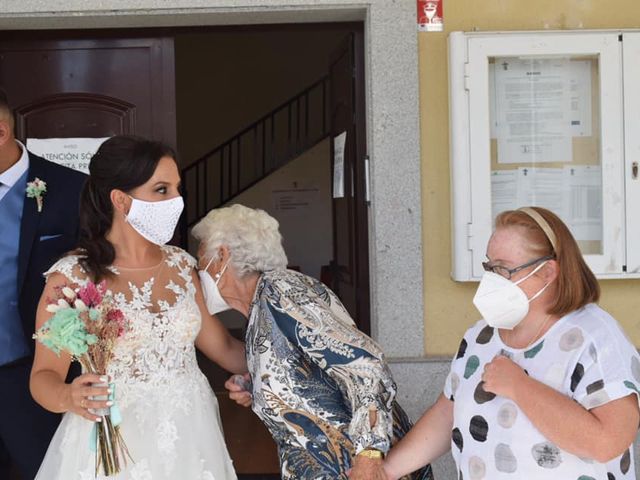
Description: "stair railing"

(181, 75), (330, 244)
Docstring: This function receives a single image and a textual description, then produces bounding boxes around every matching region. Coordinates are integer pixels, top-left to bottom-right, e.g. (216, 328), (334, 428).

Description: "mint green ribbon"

(109, 384), (122, 426)
(89, 383), (121, 452)
(89, 422), (97, 453)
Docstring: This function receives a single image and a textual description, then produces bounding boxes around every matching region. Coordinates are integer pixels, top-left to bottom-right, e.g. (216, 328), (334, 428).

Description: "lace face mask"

(125, 195), (184, 245)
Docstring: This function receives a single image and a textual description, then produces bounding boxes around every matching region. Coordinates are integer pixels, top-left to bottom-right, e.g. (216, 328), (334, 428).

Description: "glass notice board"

(449, 31), (629, 280)
(489, 55), (602, 256)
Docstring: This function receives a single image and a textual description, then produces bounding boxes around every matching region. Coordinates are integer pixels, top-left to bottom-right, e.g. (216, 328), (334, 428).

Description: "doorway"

(177, 23), (370, 333)
(177, 23), (370, 475)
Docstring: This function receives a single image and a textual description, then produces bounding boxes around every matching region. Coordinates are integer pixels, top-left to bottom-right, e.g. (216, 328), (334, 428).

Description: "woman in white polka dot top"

(384, 206), (640, 480)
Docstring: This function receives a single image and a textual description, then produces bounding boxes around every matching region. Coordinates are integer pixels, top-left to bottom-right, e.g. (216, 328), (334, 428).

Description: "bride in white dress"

(30, 136), (243, 479)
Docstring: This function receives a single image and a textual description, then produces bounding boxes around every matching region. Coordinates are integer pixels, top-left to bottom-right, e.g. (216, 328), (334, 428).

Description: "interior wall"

(421, 0), (640, 355)
(174, 26), (353, 167)
(225, 138), (332, 279)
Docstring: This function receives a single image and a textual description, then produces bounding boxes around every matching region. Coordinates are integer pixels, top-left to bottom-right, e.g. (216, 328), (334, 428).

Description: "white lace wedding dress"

(35, 246), (237, 480)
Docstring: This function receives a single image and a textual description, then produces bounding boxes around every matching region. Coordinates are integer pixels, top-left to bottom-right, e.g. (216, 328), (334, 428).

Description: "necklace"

(113, 251), (165, 271)
(509, 313), (552, 350)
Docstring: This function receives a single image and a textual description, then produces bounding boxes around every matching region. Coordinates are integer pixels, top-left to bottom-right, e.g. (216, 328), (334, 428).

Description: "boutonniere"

(26, 177), (47, 212)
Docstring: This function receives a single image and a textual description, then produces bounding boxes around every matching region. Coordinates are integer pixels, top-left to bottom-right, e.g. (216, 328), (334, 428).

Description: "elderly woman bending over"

(192, 204), (432, 480)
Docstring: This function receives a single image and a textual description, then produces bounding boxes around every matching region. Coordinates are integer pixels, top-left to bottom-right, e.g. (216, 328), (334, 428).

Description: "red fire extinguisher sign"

(417, 0), (443, 32)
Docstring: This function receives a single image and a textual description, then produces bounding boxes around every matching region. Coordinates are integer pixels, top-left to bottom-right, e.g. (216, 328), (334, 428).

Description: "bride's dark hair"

(78, 135), (176, 280)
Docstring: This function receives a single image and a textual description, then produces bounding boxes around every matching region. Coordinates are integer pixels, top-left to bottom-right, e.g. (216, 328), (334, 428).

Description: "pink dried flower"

(107, 309), (126, 337)
(77, 280), (107, 308)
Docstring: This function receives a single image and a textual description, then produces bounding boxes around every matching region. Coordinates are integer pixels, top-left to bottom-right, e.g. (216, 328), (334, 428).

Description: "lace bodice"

(45, 246), (204, 399)
(39, 246), (238, 479)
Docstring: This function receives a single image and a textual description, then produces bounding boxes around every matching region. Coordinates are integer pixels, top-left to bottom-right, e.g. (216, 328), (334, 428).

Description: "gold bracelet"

(357, 448), (384, 459)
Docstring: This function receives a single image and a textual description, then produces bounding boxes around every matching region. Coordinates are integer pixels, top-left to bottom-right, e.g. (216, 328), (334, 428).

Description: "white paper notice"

(569, 60), (592, 137)
(495, 58), (572, 164)
(516, 167), (567, 219)
(333, 132), (346, 199)
(27, 137), (109, 174)
(563, 165), (602, 241)
(491, 165), (602, 242)
(491, 170), (518, 219)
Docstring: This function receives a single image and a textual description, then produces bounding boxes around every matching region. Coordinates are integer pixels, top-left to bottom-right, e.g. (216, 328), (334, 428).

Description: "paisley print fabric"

(246, 269), (433, 480)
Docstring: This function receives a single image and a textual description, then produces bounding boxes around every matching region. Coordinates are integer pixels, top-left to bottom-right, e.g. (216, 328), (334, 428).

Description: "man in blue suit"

(0, 89), (86, 479)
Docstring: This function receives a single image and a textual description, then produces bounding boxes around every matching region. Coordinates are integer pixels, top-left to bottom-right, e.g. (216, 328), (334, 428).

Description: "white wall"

(225, 138), (332, 279)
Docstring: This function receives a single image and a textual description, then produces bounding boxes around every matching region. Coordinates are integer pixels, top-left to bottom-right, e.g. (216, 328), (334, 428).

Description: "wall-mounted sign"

(272, 187), (320, 217)
(26, 137), (109, 174)
(417, 0), (443, 32)
(332, 132), (347, 199)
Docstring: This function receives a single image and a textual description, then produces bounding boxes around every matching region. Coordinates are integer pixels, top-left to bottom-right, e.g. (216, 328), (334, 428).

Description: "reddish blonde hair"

(495, 206), (599, 316)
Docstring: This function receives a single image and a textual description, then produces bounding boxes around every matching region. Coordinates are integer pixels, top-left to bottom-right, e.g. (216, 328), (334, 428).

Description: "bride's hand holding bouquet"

(34, 280), (131, 476)
(65, 371), (111, 423)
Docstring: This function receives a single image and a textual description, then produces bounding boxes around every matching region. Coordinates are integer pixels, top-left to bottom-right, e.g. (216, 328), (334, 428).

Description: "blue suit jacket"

(17, 152), (87, 349)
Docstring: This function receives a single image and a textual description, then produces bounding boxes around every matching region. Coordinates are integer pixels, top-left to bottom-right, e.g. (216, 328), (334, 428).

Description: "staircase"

(181, 75), (330, 242)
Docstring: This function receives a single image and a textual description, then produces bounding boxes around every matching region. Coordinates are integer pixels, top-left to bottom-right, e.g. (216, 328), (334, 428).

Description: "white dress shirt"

(0, 140), (29, 202)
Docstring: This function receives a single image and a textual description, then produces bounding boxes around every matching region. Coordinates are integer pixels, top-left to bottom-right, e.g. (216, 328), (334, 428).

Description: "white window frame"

(622, 33), (640, 274)
(449, 30), (628, 281)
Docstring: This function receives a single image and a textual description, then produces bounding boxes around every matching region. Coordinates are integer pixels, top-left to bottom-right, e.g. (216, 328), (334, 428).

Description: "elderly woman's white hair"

(192, 204), (288, 277)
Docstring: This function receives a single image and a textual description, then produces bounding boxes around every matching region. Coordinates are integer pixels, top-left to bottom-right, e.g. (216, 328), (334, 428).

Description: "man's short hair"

(0, 87), (15, 127)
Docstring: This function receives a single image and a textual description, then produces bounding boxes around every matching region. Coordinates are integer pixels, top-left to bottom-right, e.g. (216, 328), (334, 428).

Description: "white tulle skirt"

(35, 374), (237, 480)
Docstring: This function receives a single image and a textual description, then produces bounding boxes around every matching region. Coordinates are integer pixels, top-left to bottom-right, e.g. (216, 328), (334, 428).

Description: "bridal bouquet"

(34, 280), (132, 476)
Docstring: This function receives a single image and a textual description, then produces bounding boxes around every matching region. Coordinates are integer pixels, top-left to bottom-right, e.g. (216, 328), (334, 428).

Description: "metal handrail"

(181, 75), (330, 244)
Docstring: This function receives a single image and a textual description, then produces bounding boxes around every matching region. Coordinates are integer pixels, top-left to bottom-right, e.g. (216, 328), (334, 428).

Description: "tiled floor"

(216, 393), (281, 474)
(197, 350), (280, 475)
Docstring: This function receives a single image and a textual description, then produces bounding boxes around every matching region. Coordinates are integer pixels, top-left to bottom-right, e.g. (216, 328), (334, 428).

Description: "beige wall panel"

(421, 0), (640, 355)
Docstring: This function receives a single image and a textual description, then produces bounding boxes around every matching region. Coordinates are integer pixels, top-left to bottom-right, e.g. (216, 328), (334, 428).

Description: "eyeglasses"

(482, 255), (554, 280)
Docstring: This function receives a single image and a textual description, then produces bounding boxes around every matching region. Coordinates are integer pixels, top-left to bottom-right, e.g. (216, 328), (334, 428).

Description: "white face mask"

(125, 195), (184, 245)
(472, 261), (551, 330)
(198, 258), (231, 315)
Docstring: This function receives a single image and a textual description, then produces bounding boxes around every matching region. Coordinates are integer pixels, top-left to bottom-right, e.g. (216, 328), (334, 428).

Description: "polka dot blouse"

(444, 303), (640, 480)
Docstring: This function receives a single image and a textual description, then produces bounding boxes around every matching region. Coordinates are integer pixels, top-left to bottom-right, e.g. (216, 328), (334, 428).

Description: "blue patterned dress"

(246, 269), (433, 480)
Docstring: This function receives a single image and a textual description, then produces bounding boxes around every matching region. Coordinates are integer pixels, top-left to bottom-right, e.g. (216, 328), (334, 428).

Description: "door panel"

(0, 37), (175, 147)
(15, 93), (136, 139)
(329, 32), (370, 333)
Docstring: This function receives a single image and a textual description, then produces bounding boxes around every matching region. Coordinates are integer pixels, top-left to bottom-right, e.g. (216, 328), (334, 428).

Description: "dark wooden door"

(0, 34), (177, 480)
(0, 37), (175, 147)
(329, 32), (370, 333)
